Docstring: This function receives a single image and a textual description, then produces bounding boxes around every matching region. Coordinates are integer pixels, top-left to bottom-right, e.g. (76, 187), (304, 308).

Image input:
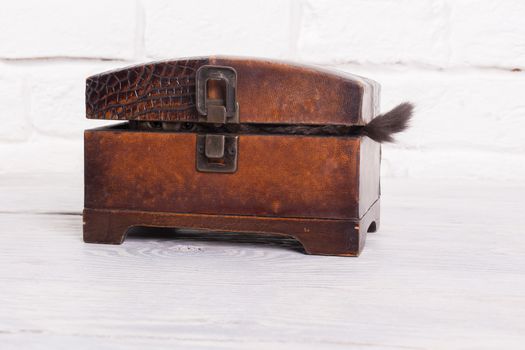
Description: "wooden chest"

(83, 56), (385, 256)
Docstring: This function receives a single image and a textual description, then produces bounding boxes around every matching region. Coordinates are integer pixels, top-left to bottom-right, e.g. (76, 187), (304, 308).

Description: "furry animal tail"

(363, 102), (414, 143)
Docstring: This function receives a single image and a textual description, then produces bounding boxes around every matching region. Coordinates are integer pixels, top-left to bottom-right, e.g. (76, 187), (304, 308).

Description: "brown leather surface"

(84, 127), (377, 220)
(86, 56), (379, 126)
(213, 57), (378, 125)
(86, 58), (209, 122)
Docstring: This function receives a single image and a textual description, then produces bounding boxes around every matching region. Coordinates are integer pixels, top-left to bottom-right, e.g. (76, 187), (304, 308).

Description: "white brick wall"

(1, 0), (524, 182)
(298, 0), (450, 65)
(0, 0), (139, 59)
(144, 0), (294, 59)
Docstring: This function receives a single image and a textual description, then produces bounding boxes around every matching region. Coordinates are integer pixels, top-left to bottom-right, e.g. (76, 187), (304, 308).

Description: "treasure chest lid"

(86, 56), (379, 126)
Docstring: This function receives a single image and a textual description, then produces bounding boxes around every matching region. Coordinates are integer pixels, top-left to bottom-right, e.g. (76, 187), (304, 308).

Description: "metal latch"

(196, 134), (238, 173)
(196, 65), (239, 124)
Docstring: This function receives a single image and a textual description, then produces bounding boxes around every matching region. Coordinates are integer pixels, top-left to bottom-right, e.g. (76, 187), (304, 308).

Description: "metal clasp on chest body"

(196, 134), (239, 173)
(195, 65), (240, 173)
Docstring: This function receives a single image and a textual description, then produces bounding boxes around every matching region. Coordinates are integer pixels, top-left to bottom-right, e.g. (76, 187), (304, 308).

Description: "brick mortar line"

(1, 57), (522, 74)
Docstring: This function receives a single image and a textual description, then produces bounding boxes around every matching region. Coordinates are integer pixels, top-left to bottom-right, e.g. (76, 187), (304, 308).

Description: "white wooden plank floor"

(1, 175), (524, 349)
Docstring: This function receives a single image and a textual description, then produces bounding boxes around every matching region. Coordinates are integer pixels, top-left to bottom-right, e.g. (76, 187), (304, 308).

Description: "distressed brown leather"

(86, 58), (206, 122)
(86, 56), (379, 126)
(84, 128), (380, 220)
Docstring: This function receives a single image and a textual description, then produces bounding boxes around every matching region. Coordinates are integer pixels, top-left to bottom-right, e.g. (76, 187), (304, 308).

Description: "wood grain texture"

(1, 177), (525, 349)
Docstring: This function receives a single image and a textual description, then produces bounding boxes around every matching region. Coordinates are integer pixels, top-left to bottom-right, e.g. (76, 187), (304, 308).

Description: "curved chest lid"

(86, 56), (379, 126)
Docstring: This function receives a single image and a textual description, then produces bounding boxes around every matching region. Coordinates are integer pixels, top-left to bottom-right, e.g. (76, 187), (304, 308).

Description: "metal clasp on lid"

(196, 65), (239, 124)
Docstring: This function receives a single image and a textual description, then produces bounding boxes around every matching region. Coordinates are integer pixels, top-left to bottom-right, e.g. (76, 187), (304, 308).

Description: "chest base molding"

(83, 200), (379, 257)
